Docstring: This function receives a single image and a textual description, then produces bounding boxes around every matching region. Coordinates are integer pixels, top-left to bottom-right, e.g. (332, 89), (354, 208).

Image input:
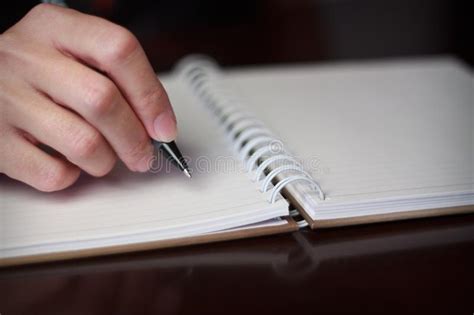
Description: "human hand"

(0, 4), (177, 191)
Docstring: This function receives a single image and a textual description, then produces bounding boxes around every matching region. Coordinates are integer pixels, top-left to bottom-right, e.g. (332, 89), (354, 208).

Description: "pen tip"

(183, 169), (192, 178)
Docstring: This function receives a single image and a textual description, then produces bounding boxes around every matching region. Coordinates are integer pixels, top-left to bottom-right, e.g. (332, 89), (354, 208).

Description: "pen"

(153, 141), (192, 178)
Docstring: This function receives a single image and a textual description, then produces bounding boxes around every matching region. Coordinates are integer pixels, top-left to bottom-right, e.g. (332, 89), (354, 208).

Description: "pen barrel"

(154, 141), (189, 173)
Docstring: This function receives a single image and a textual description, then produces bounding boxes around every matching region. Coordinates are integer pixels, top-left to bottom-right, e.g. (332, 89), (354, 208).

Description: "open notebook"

(1, 56), (473, 266)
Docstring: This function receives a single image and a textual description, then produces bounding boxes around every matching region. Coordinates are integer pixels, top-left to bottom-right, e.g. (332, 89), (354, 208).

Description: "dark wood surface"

(1, 214), (473, 314)
(1, 1), (473, 314)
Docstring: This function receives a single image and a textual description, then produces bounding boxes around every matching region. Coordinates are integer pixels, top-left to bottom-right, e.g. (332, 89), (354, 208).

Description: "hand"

(0, 4), (177, 191)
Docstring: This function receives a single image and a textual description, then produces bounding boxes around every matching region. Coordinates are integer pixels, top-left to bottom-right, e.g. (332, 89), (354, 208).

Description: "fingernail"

(153, 110), (177, 142)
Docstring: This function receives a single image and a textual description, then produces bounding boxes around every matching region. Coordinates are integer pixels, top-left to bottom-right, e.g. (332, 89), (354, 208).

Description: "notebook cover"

(0, 217), (298, 268)
(305, 205), (474, 229)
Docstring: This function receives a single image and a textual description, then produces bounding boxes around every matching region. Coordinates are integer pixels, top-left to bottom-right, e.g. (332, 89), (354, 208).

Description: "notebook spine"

(176, 56), (325, 227)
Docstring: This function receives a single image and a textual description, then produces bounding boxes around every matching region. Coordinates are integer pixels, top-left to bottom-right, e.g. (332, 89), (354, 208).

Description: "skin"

(0, 4), (178, 192)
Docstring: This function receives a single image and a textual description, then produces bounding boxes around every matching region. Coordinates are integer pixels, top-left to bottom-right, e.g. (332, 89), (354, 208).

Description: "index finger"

(24, 4), (177, 142)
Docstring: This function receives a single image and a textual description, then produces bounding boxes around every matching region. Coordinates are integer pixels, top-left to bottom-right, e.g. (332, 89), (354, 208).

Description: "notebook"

(1, 55), (473, 267)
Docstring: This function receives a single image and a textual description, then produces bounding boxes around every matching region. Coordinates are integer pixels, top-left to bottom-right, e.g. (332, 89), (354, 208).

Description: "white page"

(223, 57), (473, 218)
(0, 75), (289, 259)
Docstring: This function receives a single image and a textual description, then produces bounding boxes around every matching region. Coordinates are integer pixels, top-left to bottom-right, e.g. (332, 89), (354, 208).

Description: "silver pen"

(153, 141), (191, 178)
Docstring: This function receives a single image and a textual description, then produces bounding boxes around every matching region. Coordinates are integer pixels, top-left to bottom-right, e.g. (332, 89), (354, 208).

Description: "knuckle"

(38, 163), (72, 192)
(72, 129), (103, 159)
(104, 27), (139, 64)
(83, 79), (117, 117)
(27, 3), (59, 21)
(28, 3), (50, 17)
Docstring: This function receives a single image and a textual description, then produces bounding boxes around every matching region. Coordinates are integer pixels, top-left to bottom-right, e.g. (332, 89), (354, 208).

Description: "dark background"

(1, 0), (472, 70)
(1, 1), (473, 314)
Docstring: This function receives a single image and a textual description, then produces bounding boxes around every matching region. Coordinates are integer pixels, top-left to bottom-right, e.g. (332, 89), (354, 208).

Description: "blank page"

(0, 75), (289, 260)
(224, 57), (473, 219)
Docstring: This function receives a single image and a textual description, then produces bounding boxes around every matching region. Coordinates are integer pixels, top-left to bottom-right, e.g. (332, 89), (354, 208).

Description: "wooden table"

(1, 214), (473, 314)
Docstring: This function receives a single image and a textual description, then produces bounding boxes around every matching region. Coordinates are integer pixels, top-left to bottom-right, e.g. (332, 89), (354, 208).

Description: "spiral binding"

(176, 56), (325, 227)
